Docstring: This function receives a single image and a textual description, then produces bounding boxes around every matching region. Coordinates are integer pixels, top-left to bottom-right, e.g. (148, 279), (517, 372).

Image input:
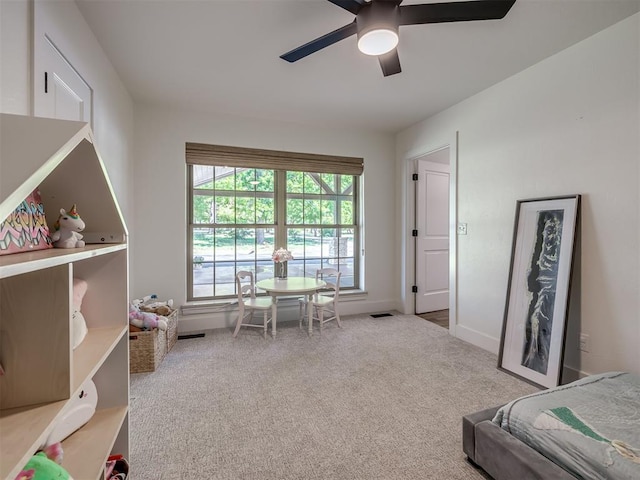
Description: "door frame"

(402, 132), (458, 334)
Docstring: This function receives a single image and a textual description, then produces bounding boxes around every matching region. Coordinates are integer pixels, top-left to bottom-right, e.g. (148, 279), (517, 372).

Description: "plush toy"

(141, 304), (173, 316)
(51, 205), (85, 248)
(129, 304), (167, 331)
(15, 443), (74, 480)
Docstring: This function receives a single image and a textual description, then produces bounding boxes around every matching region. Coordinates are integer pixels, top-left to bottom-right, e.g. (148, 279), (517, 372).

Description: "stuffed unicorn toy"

(51, 205), (85, 248)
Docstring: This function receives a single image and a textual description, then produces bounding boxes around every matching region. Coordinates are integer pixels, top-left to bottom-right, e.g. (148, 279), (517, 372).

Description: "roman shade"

(185, 142), (364, 176)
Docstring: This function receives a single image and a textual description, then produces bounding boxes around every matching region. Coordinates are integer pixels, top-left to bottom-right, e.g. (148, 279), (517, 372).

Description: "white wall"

(0, 0), (31, 114)
(397, 14), (640, 376)
(0, 0), (134, 228)
(133, 105), (397, 332)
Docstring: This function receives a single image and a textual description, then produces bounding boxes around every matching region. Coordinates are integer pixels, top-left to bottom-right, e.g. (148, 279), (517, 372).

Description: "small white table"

(256, 276), (326, 337)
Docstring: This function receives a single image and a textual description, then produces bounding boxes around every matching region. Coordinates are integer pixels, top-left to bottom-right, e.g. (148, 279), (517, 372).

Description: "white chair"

(234, 271), (273, 339)
(308, 268), (342, 334)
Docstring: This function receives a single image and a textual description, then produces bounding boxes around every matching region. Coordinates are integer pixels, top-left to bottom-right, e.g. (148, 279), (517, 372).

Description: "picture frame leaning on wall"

(498, 194), (581, 389)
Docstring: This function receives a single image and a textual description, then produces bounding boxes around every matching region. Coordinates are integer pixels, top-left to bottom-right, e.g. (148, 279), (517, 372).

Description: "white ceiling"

(76, 0), (640, 133)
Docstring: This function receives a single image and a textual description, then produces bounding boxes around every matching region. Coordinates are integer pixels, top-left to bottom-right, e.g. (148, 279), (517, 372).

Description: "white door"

(415, 156), (450, 313)
(34, 35), (92, 123)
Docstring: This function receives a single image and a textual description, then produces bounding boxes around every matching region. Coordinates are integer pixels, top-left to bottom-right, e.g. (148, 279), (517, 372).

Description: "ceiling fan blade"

(280, 21), (358, 63)
(399, 0), (516, 26)
(379, 49), (402, 77)
(327, 0), (366, 15)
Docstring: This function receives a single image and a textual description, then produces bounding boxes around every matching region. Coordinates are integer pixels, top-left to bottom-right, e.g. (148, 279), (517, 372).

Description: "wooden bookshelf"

(0, 114), (130, 480)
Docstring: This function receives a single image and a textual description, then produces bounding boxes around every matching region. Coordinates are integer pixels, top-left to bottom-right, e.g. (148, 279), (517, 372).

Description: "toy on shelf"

(71, 278), (89, 349)
(129, 303), (167, 331)
(105, 454), (129, 479)
(15, 443), (73, 480)
(51, 205), (85, 248)
(43, 379), (97, 447)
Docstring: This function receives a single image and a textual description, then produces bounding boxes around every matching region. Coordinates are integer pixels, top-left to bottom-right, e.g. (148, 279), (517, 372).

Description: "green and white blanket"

(493, 372), (640, 480)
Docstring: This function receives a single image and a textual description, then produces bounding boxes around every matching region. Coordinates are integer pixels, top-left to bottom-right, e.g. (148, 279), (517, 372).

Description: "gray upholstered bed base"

(462, 406), (576, 480)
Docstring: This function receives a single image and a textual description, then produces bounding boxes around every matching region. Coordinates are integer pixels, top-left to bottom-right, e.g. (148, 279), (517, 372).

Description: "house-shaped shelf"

(0, 113), (130, 480)
(0, 113), (127, 250)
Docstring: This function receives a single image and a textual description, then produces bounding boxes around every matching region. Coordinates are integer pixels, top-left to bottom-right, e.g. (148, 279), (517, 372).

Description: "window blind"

(185, 142), (364, 176)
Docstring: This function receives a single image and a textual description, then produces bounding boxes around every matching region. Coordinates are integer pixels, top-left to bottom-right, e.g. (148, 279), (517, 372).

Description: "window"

(186, 144), (363, 301)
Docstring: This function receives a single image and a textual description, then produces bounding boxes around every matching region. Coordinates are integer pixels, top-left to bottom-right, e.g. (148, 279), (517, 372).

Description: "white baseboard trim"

(177, 298), (397, 334)
(454, 324), (500, 354)
(562, 365), (591, 383)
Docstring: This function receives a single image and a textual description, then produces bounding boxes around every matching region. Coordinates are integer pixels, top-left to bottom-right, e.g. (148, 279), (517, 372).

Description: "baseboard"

(177, 297), (397, 334)
(455, 324), (500, 354)
(562, 365), (591, 383)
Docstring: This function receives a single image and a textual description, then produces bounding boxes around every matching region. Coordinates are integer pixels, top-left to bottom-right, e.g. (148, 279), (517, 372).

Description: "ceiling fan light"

(357, 28), (399, 56)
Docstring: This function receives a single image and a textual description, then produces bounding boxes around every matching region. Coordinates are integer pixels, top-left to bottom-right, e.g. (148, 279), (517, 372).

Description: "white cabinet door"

(416, 159), (450, 313)
(34, 35), (92, 124)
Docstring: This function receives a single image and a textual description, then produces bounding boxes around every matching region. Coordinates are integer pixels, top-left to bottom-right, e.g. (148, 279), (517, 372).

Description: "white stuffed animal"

(51, 205), (85, 248)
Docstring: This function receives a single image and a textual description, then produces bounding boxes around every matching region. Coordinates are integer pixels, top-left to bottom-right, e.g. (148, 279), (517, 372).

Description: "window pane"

(321, 173), (335, 193)
(304, 173), (321, 194)
(287, 199), (303, 224)
(214, 195), (235, 223)
(236, 168), (256, 191)
(215, 228), (235, 262)
(192, 276), (213, 298)
(236, 228), (256, 261)
(193, 165), (214, 189)
(287, 228), (304, 260)
(287, 171), (304, 193)
(193, 194), (213, 224)
(338, 258), (355, 288)
(340, 199), (353, 225)
(256, 198), (275, 224)
(256, 228), (274, 260)
(192, 227), (213, 298)
(321, 199), (336, 224)
(215, 166), (234, 190)
(321, 228), (337, 258)
(214, 261), (235, 297)
(340, 175), (353, 193)
(256, 260), (273, 281)
(192, 228), (213, 263)
(236, 197), (255, 224)
(304, 199), (321, 224)
(256, 170), (274, 192)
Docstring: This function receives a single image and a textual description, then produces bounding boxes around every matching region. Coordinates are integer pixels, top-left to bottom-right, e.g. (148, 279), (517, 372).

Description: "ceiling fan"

(280, 0), (517, 77)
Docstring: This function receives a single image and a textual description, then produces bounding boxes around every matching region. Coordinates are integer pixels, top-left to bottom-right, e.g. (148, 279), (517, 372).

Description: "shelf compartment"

(0, 399), (68, 480)
(0, 326), (127, 480)
(63, 405), (128, 480)
(0, 264), (71, 410)
(73, 326), (127, 393)
(0, 244), (126, 279)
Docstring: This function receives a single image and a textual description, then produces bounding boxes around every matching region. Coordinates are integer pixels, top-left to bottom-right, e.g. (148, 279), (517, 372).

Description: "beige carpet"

(130, 313), (538, 479)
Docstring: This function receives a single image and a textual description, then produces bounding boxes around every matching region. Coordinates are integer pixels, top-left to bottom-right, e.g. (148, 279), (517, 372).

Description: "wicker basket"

(129, 310), (178, 373)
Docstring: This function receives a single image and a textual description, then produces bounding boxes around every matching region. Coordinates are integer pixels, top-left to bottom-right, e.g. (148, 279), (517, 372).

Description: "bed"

(462, 372), (640, 480)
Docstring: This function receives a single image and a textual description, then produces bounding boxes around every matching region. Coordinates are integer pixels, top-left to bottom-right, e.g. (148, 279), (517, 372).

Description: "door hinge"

(412, 229), (418, 237)
(412, 173), (418, 181)
(411, 285), (418, 293)
(44, 72), (48, 93)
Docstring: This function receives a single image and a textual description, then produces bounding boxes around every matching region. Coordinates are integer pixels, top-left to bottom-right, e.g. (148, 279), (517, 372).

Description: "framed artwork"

(498, 195), (581, 389)
(0, 189), (53, 256)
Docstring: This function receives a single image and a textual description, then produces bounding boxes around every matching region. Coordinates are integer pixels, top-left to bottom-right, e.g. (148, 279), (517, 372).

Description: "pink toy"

(129, 304), (167, 331)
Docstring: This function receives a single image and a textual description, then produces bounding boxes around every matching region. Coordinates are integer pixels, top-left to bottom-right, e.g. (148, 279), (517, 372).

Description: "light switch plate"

(457, 223), (468, 235)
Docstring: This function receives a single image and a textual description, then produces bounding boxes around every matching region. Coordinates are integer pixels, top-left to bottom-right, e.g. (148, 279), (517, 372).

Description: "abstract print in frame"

(498, 195), (580, 389)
